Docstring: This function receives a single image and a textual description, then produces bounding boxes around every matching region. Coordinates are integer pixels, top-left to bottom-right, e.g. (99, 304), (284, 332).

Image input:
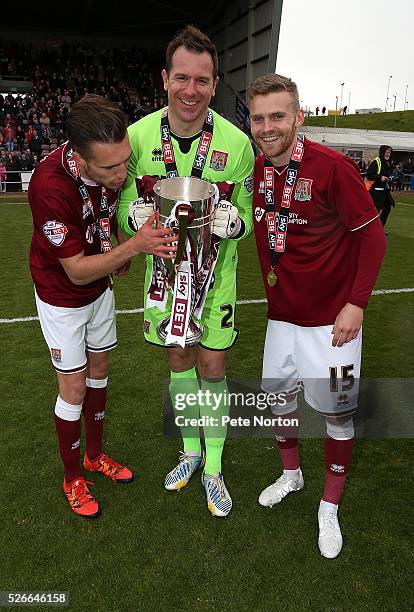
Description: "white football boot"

(201, 472), (233, 517)
(258, 469), (304, 507)
(164, 451), (204, 490)
(318, 502), (343, 559)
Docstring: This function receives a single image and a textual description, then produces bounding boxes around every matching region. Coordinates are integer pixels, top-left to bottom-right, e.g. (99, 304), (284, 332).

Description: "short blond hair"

(247, 74), (300, 110)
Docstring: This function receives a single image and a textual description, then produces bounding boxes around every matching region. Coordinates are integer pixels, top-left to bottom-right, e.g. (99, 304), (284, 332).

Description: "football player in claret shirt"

(118, 26), (254, 517)
(29, 95), (176, 518)
(247, 74), (386, 558)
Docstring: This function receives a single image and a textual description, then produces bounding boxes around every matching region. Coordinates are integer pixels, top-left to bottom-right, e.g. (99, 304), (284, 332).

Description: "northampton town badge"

(294, 178), (313, 202)
(209, 150), (228, 171)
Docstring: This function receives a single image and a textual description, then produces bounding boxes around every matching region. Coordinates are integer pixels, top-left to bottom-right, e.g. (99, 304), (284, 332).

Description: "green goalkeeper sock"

(170, 368), (201, 456)
(200, 377), (229, 474)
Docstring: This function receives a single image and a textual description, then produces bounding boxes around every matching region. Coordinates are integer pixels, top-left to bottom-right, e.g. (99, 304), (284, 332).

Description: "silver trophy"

(152, 176), (217, 347)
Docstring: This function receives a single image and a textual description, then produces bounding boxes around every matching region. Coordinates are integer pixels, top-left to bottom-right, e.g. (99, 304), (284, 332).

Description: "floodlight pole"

(339, 82), (345, 113)
(348, 91), (351, 113)
(334, 96), (338, 128)
(385, 75), (392, 111)
(404, 85), (408, 110)
(393, 94), (397, 112)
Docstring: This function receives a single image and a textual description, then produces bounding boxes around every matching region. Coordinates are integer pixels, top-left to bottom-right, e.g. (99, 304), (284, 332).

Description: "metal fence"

(0, 170), (33, 192)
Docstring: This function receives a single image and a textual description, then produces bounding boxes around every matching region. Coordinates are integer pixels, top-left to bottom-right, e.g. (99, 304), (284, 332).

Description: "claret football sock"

(170, 368), (201, 456)
(322, 435), (354, 505)
(82, 378), (107, 461)
(54, 396), (83, 483)
(273, 408), (300, 470)
(200, 377), (228, 475)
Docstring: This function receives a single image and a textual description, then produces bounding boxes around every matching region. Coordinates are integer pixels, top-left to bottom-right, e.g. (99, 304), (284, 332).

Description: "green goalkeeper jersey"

(118, 107), (254, 277)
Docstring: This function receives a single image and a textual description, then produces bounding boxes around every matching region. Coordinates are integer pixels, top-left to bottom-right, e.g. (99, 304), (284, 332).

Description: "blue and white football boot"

(164, 451), (204, 490)
(201, 471), (233, 517)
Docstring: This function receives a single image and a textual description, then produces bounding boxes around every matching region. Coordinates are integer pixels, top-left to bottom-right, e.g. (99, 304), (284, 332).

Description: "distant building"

(301, 126), (414, 162)
(355, 108), (383, 115)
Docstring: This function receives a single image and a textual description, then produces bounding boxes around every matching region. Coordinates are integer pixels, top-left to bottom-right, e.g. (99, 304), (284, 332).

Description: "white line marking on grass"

(399, 202), (414, 206)
(372, 287), (414, 295)
(0, 201), (28, 205)
(1, 288), (413, 324)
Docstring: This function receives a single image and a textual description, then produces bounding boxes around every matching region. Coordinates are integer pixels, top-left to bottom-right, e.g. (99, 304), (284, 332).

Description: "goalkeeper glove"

(212, 200), (242, 239)
(128, 198), (155, 232)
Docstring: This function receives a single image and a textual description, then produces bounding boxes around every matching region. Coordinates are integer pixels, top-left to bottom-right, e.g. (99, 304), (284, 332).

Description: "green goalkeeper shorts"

(142, 263), (239, 351)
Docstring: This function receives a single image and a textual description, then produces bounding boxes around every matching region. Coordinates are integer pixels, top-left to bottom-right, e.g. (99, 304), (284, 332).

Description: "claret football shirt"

(29, 143), (119, 307)
(253, 138), (379, 326)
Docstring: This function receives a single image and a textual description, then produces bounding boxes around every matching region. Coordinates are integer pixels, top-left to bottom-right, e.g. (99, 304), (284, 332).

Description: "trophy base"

(157, 318), (204, 347)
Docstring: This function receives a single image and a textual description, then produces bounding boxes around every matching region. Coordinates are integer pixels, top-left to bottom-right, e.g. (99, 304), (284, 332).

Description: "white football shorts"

(35, 287), (117, 374)
(262, 320), (361, 415)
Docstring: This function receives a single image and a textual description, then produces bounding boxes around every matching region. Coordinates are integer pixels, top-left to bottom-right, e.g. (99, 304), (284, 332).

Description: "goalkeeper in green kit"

(118, 25), (254, 516)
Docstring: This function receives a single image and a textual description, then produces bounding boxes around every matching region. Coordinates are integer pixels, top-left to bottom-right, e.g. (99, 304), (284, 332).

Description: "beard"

(266, 122), (297, 164)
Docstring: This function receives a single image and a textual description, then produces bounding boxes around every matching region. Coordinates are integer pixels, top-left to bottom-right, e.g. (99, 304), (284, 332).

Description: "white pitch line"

(1, 288), (413, 325)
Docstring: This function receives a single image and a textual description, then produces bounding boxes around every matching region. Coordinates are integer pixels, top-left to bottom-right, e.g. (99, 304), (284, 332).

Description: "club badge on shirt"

(294, 178), (313, 202)
(42, 220), (68, 246)
(209, 150), (228, 171)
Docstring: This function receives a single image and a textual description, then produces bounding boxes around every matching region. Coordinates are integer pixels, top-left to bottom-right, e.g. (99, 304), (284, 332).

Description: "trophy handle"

(167, 201), (192, 283)
(175, 206), (190, 268)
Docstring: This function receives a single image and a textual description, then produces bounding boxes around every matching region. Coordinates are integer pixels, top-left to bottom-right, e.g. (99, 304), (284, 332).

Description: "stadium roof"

(301, 126), (414, 152)
(4, 0), (226, 39)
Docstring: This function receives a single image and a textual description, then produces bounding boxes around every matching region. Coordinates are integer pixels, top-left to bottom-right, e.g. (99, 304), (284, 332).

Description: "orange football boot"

(84, 452), (133, 483)
(63, 477), (100, 518)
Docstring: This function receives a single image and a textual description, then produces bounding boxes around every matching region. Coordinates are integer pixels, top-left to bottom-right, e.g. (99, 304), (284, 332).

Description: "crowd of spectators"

(0, 40), (167, 191)
(347, 153), (414, 192)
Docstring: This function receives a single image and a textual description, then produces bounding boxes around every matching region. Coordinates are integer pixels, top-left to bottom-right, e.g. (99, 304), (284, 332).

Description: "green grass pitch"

(0, 193), (413, 611)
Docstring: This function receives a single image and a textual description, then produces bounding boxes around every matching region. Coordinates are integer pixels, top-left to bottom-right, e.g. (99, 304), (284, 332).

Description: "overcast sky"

(276, 0), (413, 114)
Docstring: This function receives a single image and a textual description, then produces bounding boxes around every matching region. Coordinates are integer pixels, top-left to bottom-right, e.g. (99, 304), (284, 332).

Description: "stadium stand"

(0, 40), (167, 189)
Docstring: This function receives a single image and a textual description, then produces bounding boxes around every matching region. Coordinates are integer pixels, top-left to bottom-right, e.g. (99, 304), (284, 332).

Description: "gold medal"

(267, 269), (277, 287)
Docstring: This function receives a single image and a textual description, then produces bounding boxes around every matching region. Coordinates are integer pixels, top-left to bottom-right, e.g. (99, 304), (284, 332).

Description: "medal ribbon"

(160, 108), (214, 179)
(66, 147), (114, 254)
(264, 133), (305, 274)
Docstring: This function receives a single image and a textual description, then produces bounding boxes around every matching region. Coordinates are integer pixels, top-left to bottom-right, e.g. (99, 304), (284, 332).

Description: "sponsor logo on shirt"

(275, 211), (308, 225)
(42, 221), (68, 246)
(51, 347), (62, 363)
(244, 174), (253, 193)
(152, 147), (163, 162)
(255, 207), (265, 223)
(209, 150), (228, 171)
(294, 178), (313, 202)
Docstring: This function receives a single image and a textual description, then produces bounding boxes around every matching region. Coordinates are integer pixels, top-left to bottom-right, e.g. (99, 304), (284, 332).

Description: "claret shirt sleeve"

(32, 190), (85, 259)
(328, 155), (385, 309)
(329, 155), (380, 231)
(348, 218), (386, 309)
